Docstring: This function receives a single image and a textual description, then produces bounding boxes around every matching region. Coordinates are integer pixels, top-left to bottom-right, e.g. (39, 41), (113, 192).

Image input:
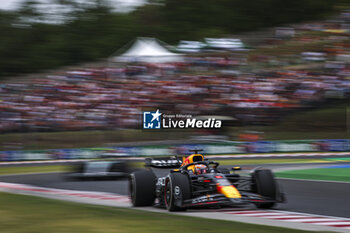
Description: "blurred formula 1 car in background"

(65, 159), (133, 180)
(129, 149), (285, 211)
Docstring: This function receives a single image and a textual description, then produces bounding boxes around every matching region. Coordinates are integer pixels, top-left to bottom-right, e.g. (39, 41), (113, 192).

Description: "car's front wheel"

(252, 169), (277, 209)
(164, 173), (191, 211)
(129, 170), (156, 206)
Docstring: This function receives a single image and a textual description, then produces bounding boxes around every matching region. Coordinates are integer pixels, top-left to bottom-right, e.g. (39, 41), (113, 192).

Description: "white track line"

(314, 222), (350, 225)
(0, 182), (130, 203)
(229, 212), (284, 217)
(280, 218), (339, 222)
(226, 209), (350, 229)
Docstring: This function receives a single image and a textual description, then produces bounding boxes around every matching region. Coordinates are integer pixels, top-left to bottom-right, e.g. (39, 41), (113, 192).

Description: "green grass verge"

(0, 165), (67, 175)
(276, 167), (350, 182)
(0, 192), (314, 233)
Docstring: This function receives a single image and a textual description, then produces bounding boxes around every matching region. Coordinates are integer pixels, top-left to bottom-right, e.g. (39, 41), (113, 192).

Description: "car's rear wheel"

(63, 162), (85, 181)
(110, 162), (125, 172)
(129, 170), (156, 206)
(164, 173), (191, 211)
(252, 169), (277, 209)
(109, 161), (129, 177)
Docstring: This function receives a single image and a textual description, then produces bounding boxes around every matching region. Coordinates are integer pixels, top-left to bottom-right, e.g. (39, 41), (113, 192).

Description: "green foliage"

(0, 0), (341, 77)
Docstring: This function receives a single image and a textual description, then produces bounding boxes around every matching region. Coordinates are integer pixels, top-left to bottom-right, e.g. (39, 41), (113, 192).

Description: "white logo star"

(151, 109), (162, 122)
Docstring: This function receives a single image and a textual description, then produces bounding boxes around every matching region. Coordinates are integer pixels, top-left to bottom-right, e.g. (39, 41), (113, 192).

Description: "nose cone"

(219, 185), (242, 198)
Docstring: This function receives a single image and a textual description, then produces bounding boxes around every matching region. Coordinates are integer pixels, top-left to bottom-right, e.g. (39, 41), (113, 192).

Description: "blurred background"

(0, 0), (349, 152)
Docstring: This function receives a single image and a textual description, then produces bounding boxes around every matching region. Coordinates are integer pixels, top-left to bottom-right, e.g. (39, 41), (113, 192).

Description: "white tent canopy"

(111, 37), (184, 63)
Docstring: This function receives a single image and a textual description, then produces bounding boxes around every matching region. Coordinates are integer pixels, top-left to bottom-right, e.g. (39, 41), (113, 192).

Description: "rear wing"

(145, 157), (182, 168)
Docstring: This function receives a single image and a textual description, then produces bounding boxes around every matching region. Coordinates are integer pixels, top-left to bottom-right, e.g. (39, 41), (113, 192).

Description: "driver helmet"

(194, 164), (208, 175)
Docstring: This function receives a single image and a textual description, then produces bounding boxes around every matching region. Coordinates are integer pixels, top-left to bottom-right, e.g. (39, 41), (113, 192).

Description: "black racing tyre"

(252, 169), (277, 209)
(164, 173), (191, 211)
(63, 162), (85, 181)
(129, 170), (156, 206)
(110, 161), (130, 175)
(72, 162), (85, 173)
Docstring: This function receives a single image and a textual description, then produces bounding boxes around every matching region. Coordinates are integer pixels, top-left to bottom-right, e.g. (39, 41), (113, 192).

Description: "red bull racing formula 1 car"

(129, 150), (285, 211)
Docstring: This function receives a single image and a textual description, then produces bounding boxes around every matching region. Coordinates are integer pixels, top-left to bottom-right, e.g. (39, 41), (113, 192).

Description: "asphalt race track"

(0, 163), (349, 218)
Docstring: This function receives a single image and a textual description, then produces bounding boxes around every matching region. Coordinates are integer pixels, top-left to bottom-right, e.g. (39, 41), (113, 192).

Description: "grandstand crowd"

(0, 12), (349, 133)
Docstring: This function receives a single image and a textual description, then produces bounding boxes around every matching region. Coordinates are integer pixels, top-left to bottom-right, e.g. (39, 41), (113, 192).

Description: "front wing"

(179, 192), (285, 208)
